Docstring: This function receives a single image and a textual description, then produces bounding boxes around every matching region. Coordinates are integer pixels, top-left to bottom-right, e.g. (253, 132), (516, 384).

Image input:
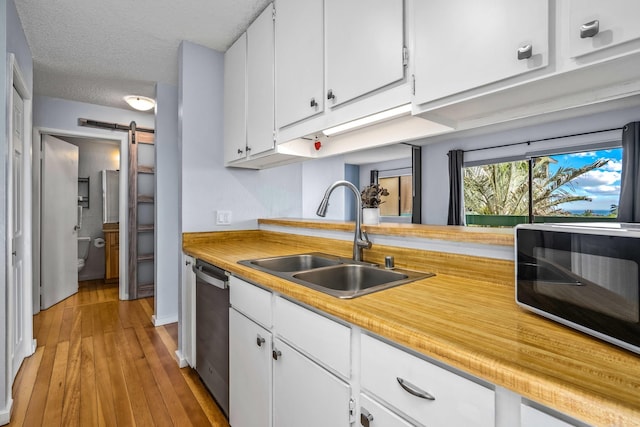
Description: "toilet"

(78, 237), (91, 272)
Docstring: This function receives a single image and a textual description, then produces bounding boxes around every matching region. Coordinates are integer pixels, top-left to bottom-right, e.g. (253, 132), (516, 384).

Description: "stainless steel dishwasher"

(194, 259), (229, 417)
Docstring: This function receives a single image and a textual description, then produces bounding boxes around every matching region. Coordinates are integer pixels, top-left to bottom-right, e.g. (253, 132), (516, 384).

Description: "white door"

(413, 0), (549, 105)
(41, 135), (79, 309)
(275, 0), (324, 128)
(246, 3), (275, 156)
(229, 309), (272, 427)
(9, 87), (27, 380)
(273, 339), (351, 427)
(325, 0), (404, 107)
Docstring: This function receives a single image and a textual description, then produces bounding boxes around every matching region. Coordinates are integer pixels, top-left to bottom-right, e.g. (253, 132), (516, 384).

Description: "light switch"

(216, 210), (232, 225)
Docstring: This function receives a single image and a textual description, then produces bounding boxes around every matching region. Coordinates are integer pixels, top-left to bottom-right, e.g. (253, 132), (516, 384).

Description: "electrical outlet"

(216, 210), (232, 225)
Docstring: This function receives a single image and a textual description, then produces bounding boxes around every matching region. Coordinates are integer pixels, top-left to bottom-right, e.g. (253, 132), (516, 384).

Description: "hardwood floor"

(8, 280), (229, 426)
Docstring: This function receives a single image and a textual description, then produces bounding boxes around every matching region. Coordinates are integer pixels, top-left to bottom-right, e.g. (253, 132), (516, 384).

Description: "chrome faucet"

(316, 180), (372, 262)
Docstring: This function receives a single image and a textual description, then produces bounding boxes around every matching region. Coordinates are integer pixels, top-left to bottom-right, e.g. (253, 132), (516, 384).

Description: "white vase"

(362, 207), (380, 225)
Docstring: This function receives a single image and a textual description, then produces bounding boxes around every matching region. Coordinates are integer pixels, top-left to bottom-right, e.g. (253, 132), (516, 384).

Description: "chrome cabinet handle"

(272, 349), (282, 360)
(517, 44), (532, 60)
(580, 20), (599, 38)
(237, 148), (243, 154)
(310, 98), (318, 108)
(360, 407), (374, 427)
(397, 377), (435, 401)
(256, 335), (266, 347)
(327, 89), (335, 100)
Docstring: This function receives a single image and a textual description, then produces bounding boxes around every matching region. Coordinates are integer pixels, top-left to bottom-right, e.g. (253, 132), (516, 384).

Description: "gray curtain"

(447, 149), (464, 225)
(618, 122), (640, 222)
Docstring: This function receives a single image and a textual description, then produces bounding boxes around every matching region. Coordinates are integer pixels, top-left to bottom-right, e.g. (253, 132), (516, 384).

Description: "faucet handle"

(359, 231), (372, 249)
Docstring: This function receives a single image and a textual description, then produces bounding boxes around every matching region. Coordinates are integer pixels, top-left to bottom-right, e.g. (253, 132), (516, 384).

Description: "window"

(379, 175), (412, 218)
(464, 147), (622, 226)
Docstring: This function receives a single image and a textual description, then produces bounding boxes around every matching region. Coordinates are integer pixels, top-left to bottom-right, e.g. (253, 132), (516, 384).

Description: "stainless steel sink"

(245, 253), (342, 272)
(239, 253), (434, 298)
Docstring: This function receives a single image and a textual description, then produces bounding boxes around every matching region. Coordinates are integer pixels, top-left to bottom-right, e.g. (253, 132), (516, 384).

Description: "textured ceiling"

(15, 0), (270, 111)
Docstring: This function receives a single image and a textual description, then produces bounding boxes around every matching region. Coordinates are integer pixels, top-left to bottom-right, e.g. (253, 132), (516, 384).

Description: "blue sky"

(548, 148), (622, 212)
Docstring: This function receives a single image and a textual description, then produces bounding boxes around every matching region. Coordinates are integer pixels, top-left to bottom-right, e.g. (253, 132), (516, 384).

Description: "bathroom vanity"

(103, 222), (119, 283)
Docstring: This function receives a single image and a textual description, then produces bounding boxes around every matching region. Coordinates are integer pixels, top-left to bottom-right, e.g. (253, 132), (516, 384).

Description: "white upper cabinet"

(246, 3), (276, 157)
(325, 0), (405, 107)
(223, 33), (247, 164)
(275, 0), (324, 128)
(568, 0), (640, 58)
(413, 0), (549, 106)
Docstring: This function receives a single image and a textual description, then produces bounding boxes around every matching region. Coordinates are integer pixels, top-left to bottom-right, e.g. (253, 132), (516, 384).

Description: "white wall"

(420, 104), (640, 225)
(301, 156), (348, 220)
(154, 83), (180, 325)
(2, 0), (33, 422)
(178, 41), (302, 232)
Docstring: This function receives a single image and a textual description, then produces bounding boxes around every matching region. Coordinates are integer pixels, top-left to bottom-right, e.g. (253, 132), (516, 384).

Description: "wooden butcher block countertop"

(183, 229), (640, 427)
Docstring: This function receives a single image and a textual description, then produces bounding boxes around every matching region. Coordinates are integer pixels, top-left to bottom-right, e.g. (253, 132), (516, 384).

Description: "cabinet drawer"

(229, 276), (272, 328)
(361, 334), (494, 427)
(274, 296), (350, 377)
(521, 404), (576, 427)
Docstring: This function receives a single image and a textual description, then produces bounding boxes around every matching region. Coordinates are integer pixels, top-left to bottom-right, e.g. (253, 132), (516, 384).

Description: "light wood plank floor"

(8, 280), (229, 426)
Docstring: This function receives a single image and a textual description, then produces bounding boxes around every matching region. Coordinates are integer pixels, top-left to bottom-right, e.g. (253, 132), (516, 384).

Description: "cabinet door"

(229, 309), (272, 427)
(325, 0), (404, 107)
(360, 394), (414, 427)
(275, 0), (324, 128)
(413, 0), (549, 105)
(224, 33), (247, 163)
(247, 3), (275, 156)
(273, 339), (351, 427)
(568, 0), (640, 58)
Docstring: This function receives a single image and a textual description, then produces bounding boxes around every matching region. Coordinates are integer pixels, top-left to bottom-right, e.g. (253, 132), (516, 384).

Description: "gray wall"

(2, 0), (33, 420)
(155, 82), (180, 325)
(178, 41), (302, 233)
(301, 155), (348, 219)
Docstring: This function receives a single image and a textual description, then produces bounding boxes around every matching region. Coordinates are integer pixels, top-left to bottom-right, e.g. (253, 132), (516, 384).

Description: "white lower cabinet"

(229, 278), (353, 427)
(273, 339), (352, 427)
(229, 308), (272, 427)
(361, 334), (495, 427)
(359, 393), (414, 427)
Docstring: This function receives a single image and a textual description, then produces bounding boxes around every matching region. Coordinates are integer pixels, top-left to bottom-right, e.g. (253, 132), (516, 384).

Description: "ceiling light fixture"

(124, 95), (156, 111)
(322, 104), (412, 136)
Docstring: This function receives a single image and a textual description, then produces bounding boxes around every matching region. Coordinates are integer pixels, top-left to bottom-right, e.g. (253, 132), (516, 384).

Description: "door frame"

(32, 127), (129, 311)
(6, 53), (35, 390)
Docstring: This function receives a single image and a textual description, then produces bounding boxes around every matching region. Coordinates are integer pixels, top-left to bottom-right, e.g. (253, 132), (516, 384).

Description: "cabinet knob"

(360, 408), (374, 427)
(256, 335), (266, 347)
(310, 98), (318, 108)
(237, 148), (243, 155)
(580, 20), (599, 38)
(397, 377), (435, 401)
(246, 146), (252, 152)
(517, 44), (532, 60)
(272, 349), (282, 360)
(327, 89), (336, 101)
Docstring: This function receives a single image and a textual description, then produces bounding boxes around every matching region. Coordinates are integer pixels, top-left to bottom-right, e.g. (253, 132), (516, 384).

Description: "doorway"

(33, 130), (125, 313)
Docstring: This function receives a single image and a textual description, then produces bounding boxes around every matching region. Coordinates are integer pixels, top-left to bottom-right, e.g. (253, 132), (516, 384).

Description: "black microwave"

(516, 223), (640, 354)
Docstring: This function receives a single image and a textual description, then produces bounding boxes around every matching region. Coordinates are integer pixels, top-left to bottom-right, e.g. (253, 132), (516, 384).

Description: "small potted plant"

(361, 183), (389, 224)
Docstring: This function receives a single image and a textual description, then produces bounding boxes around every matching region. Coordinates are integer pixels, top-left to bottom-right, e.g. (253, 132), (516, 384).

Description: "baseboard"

(0, 397), (13, 425)
(152, 313), (179, 326)
(175, 350), (189, 368)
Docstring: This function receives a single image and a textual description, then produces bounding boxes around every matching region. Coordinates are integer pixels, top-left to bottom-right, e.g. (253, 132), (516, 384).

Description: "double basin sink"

(239, 253), (434, 299)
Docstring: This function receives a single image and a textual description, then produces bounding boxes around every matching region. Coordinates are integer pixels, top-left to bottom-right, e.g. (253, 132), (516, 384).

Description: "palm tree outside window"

(463, 147), (622, 226)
